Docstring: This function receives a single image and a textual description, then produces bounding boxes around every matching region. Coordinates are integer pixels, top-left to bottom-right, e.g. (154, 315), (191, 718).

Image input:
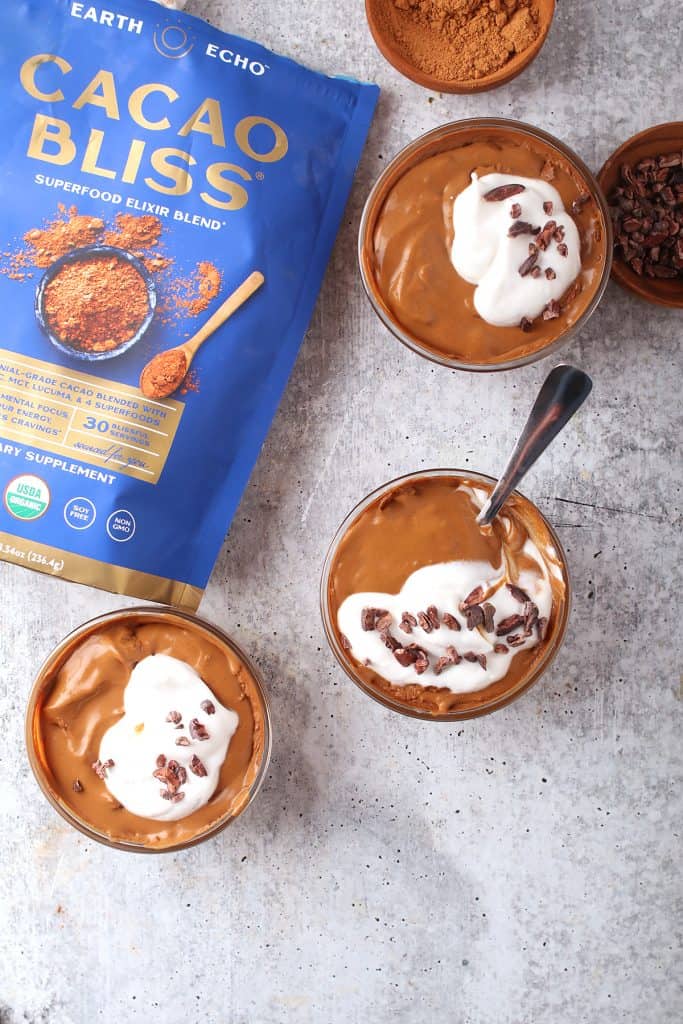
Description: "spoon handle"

(477, 364), (593, 527)
(184, 271), (265, 359)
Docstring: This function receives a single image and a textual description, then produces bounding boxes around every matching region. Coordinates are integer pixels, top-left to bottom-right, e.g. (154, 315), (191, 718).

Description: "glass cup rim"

(25, 604), (273, 854)
(320, 468), (572, 721)
(358, 117), (613, 372)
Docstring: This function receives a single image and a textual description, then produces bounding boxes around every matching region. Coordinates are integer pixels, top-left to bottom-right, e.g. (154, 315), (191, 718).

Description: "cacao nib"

(72, 779), (84, 793)
(481, 603), (495, 633)
(166, 710), (182, 725)
(484, 183), (525, 201)
(510, 202), (522, 218)
(496, 614), (525, 636)
(442, 612), (461, 631)
(465, 605), (485, 630)
(493, 643), (508, 654)
(508, 220), (541, 238)
(200, 700), (216, 715)
(190, 755), (207, 777)
(506, 583), (531, 603)
(426, 605), (441, 630)
(189, 718), (210, 741)
(459, 585), (484, 611)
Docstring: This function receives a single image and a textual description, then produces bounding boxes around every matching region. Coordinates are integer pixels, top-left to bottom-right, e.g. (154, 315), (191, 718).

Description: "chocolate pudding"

(27, 609), (270, 851)
(360, 120), (611, 368)
(323, 471), (569, 718)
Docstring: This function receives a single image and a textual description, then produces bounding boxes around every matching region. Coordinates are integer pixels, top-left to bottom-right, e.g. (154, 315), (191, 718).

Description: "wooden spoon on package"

(139, 270), (264, 399)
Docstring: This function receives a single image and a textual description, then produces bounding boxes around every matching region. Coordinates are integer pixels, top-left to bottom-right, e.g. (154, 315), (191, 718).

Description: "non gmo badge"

(106, 508), (136, 542)
(3, 474), (50, 521)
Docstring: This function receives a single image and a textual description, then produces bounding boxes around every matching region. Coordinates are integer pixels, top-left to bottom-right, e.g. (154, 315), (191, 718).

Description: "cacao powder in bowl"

(365, 0), (556, 93)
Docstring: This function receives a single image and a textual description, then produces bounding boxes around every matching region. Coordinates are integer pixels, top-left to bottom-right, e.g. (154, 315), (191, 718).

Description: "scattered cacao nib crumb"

(459, 585), (484, 611)
(434, 646), (461, 675)
(380, 629), (401, 652)
(166, 710), (182, 724)
(340, 632), (351, 650)
(190, 755), (207, 777)
(200, 700), (216, 715)
(176, 765), (187, 785)
(484, 183), (525, 201)
(545, 267), (556, 280)
(530, 266), (542, 278)
(537, 617), (549, 640)
(508, 220), (541, 238)
(426, 605), (441, 630)
(375, 612), (393, 632)
(507, 634), (525, 647)
(399, 612), (417, 634)
(496, 614), (525, 636)
(524, 601), (540, 632)
(91, 759), (109, 780)
(466, 605), (485, 630)
(103, 759), (114, 769)
(442, 612), (461, 631)
(609, 153), (683, 279)
(518, 251), (538, 277)
(361, 607), (389, 631)
(171, 792), (185, 803)
(557, 243), (569, 257)
(160, 789), (173, 800)
(189, 718), (209, 741)
(571, 192), (591, 215)
(72, 779), (84, 793)
(394, 643), (429, 673)
(446, 645), (462, 665)
(417, 610), (433, 633)
(536, 220), (557, 251)
(493, 643), (508, 654)
(463, 652), (478, 663)
(482, 603), (495, 633)
(543, 200), (554, 215)
(553, 225), (565, 242)
(175, 736), (190, 746)
(510, 202), (522, 219)
(520, 317), (533, 332)
(476, 654), (487, 670)
(540, 160), (555, 181)
(507, 583), (531, 603)
(156, 754), (167, 768)
(543, 300), (561, 320)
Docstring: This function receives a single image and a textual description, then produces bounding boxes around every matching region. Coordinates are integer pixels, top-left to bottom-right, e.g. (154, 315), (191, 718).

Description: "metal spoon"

(477, 364), (593, 527)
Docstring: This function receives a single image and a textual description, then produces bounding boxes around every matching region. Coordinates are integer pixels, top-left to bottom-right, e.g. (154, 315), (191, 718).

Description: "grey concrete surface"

(0, 2), (681, 1022)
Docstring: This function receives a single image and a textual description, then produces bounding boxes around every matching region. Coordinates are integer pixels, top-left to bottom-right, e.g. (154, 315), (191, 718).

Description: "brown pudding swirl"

(28, 611), (267, 850)
(325, 473), (569, 717)
(362, 122), (609, 366)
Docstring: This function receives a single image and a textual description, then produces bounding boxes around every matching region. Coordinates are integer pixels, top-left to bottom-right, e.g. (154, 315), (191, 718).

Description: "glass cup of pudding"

(359, 118), (612, 370)
(26, 606), (272, 852)
(321, 470), (571, 720)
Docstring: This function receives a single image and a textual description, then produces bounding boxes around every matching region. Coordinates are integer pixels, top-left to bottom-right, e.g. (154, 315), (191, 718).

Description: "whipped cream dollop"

(451, 173), (582, 326)
(98, 655), (238, 822)
(337, 489), (559, 694)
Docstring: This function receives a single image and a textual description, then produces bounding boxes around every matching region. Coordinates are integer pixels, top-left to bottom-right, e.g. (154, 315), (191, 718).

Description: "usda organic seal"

(4, 474), (50, 521)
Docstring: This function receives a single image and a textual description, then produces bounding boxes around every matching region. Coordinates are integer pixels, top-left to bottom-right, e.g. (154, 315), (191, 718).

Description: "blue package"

(0, 0), (378, 608)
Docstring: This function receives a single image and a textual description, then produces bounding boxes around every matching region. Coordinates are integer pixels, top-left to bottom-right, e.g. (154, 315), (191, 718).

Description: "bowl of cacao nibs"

(598, 122), (683, 308)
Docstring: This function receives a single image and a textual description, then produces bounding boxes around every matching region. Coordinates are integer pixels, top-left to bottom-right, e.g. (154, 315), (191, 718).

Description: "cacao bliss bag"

(0, 0), (378, 608)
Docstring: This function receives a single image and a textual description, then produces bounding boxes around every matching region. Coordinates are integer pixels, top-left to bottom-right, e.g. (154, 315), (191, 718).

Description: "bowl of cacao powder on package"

(35, 245), (157, 362)
(598, 122), (683, 308)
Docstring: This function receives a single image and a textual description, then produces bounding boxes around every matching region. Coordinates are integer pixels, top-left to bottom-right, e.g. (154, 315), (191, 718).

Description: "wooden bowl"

(365, 0), (555, 94)
(597, 122), (683, 309)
